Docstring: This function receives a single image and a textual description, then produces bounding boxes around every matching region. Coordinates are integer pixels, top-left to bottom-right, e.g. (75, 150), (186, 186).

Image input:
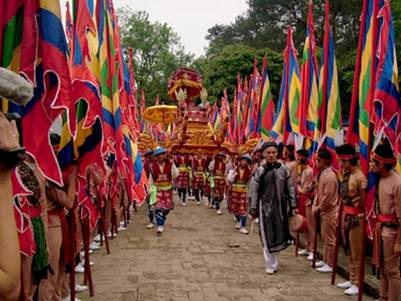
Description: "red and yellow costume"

(230, 166), (252, 217)
(150, 160), (174, 210)
(212, 158), (226, 199)
(175, 154), (190, 189)
(192, 158), (206, 190)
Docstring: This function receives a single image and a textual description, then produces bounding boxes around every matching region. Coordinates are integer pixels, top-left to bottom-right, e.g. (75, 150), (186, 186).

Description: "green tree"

(206, 0), (361, 57)
(202, 45), (282, 103)
(118, 7), (194, 104)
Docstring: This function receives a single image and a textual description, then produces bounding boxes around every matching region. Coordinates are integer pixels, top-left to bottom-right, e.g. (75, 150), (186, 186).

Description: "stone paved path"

(78, 197), (374, 301)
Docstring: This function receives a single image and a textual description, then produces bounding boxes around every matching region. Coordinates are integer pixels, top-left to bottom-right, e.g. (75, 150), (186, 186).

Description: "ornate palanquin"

(165, 68), (233, 155)
(139, 68), (256, 156)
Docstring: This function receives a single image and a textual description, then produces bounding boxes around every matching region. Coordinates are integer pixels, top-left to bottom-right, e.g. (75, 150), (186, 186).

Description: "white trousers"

(263, 247), (279, 270)
(259, 201), (279, 270)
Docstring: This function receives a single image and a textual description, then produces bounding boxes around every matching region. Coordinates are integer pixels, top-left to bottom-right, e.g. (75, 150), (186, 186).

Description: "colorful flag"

(318, 0), (342, 150)
(220, 89), (230, 123)
(236, 77), (245, 144)
(372, 0), (401, 145)
(347, 0), (378, 174)
(1, 0), (73, 186)
(272, 27), (301, 142)
(299, 0), (319, 148)
(260, 56), (275, 141)
(65, 1), (73, 50)
(345, 0), (380, 240)
(246, 60), (262, 138)
(229, 89), (239, 144)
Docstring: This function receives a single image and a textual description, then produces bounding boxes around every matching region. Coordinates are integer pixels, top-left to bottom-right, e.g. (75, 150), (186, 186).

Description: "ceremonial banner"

(299, 0), (319, 150)
(260, 56), (275, 141)
(1, 0), (72, 186)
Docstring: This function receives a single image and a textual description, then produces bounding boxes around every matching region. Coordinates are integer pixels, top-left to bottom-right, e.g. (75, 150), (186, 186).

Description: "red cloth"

(192, 159), (205, 190)
(343, 205), (362, 216)
(150, 161), (174, 210)
(230, 167), (251, 216)
(212, 160), (226, 198)
(175, 155), (190, 189)
(372, 214), (398, 268)
(297, 194), (308, 216)
(14, 197), (36, 257)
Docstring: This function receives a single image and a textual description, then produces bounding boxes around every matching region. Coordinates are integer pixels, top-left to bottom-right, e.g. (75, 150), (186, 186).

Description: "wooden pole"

(69, 205), (77, 301)
(81, 217), (94, 296)
(331, 202), (344, 285)
(357, 214), (367, 301)
(312, 214), (320, 269)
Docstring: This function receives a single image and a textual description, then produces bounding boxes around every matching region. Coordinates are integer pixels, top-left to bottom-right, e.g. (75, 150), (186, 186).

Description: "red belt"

(373, 214), (399, 269)
(343, 206), (362, 216)
(377, 214), (397, 223)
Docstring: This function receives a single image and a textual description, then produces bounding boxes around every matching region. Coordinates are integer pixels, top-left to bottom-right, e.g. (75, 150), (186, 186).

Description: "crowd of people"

(1, 73), (401, 301)
(142, 139), (401, 301)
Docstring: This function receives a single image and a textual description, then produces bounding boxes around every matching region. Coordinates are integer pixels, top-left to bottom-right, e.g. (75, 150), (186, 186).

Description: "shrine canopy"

(143, 105), (178, 125)
(167, 68), (203, 100)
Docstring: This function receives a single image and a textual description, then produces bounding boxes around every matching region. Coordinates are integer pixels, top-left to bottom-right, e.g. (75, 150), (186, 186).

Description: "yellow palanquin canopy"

(143, 105), (177, 125)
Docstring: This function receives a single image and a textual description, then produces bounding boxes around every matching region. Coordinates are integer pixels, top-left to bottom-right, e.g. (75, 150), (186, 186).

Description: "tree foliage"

(203, 0), (401, 116)
(206, 0), (361, 57)
(202, 45), (282, 103)
(118, 7), (193, 104)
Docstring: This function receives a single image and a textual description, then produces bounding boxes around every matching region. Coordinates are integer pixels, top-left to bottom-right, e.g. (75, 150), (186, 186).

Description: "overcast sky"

(60, 0), (248, 57)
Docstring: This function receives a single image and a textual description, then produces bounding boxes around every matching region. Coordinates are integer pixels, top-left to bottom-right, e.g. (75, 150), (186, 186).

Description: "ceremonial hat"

(216, 152), (226, 158)
(153, 147), (168, 157)
(372, 140), (396, 165)
(335, 144), (357, 160)
(260, 141), (279, 152)
(296, 149), (309, 159)
(240, 154), (252, 163)
(144, 149), (153, 157)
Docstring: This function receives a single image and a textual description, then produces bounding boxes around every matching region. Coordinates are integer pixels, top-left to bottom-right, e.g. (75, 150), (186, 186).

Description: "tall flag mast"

(299, 0), (319, 151)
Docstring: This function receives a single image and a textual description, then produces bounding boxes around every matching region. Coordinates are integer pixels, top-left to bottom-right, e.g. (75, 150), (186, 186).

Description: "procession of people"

(1, 68), (401, 301)
(1, 0), (401, 300)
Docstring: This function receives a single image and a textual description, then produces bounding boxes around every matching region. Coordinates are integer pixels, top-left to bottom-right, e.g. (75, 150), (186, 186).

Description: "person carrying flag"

(0, 111), (24, 301)
(148, 147), (178, 234)
(313, 149), (339, 273)
(40, 135), (78, 301)
(294, 149), (315, 260)
(371, 141), (401, 301)
(335, 144), (367, 296)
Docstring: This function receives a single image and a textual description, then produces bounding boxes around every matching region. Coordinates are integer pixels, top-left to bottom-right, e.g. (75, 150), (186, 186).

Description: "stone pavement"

(78, 197), (374, 301)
